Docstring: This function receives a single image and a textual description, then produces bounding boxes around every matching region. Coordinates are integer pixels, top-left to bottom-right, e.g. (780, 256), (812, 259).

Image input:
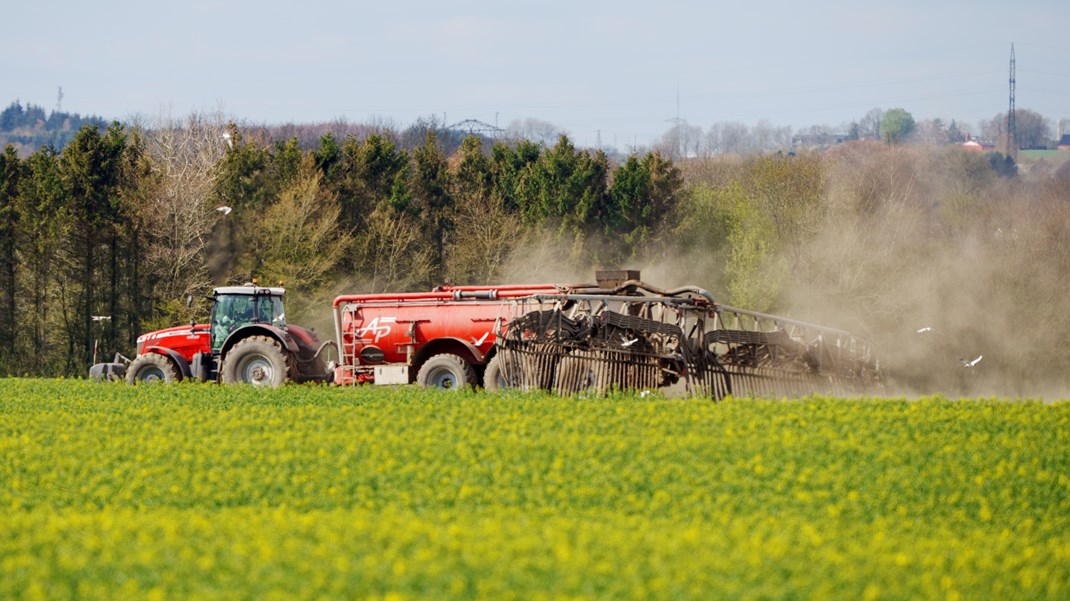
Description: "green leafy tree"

(267, 137), (304, 193)
(490, 139), (541, 214)
(0, 145), (22, 363)
(242, 156), (349, 311)
(60, 123), (130, 370)
(211, 126), (272, 285)
(410, 131), (452, 285)
(880, 108), (916, 145)
(213, 126), (271, 212)
(15, 146), (67, 373)
(327, 133), (410, 232)
(987, 152), (1018, 178)
(447, 136), (522, 283)
(523, 135), (608, 232)
(605, 152), (681, 260)
(677, 182), (788, 311)
(313, 132), (341, 179)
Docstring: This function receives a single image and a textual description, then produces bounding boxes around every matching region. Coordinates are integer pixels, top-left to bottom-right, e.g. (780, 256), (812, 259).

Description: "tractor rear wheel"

(126, 353), (181, 384)
(416, 354), (476, 390)
(221, 336), (292, 387)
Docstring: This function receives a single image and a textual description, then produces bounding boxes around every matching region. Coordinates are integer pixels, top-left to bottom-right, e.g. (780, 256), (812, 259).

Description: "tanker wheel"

(483, 354), (509, 392)
(126, 353), (181, 384)
(416, 354), (476, 390)
(221, 336), (292, 387)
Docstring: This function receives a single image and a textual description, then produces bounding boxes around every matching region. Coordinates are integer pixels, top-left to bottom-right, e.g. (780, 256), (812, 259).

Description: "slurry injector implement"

(490, 271), (880, 399)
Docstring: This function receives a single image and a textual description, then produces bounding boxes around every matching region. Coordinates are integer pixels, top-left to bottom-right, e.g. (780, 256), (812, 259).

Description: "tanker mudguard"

(145, 345), (193, 379)
(412, 337), (487, 367)
(220, 324), (300, 356)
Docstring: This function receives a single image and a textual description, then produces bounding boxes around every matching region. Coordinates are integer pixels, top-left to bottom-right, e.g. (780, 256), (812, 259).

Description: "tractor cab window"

(258, 295), (286, 327)
(211, 294), (255, 350)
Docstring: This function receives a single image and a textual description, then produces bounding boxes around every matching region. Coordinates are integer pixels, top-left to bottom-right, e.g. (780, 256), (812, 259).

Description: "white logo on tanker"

(355, 316), (395, 343)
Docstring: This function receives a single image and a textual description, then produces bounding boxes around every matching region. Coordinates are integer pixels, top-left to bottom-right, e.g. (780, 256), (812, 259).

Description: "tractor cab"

(209, 285), (287, 352)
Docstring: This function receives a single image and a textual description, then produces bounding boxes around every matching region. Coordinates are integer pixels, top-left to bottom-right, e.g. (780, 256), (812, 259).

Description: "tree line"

(0, 115), (680, 376)
(3, 110), (1069, 394)
(0, 101), (108, 156)
(654, 106), (1061, 158)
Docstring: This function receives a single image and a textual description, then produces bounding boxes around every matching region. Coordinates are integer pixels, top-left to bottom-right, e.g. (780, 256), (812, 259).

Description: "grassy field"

(1, 379), (1068, 600)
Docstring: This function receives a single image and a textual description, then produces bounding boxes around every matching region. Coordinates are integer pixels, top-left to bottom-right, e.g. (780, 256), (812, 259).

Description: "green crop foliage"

(1, 379), (1069, 600)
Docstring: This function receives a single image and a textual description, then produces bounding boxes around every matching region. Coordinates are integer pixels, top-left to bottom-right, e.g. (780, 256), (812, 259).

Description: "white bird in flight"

(216, 206), (232, 215)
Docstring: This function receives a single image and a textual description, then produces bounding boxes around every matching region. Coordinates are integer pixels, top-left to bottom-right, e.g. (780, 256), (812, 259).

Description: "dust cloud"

(487, 144), (1070, 398)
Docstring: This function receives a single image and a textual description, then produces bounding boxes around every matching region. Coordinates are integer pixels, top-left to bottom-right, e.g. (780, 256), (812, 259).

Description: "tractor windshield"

(211, 294), (254, 350)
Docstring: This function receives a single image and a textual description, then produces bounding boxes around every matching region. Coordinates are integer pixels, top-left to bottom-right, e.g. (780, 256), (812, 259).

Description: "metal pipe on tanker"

(333, 292), (457, 306)
(446, 284), (574, 292)
(332, 287), (566, 306)
(452, 290), (497, 300)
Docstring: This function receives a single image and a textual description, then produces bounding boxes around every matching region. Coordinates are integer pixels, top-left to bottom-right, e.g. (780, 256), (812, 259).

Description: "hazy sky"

(5, 0), (1069, 148)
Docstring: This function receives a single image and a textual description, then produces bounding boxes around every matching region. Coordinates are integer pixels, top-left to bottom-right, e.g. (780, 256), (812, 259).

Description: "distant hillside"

(0, 101), (109, 156)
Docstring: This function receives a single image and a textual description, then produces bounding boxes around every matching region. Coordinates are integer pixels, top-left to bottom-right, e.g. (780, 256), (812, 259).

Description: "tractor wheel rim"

(427, 367), (458, 388)
(139, 366), (165, 382)
(240, 356), (273, 385)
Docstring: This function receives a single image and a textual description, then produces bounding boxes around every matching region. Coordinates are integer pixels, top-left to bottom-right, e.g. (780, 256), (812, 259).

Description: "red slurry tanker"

(91, 271), (881, 398)
(331, 282), (564, 388)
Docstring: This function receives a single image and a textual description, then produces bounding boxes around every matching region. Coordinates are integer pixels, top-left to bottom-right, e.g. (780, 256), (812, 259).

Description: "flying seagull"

(216, 206), (232, 215)
(962, 355), (983, 368)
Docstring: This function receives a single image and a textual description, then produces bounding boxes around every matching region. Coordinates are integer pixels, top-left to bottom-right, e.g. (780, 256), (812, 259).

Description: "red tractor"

(92, 283), (333, 386)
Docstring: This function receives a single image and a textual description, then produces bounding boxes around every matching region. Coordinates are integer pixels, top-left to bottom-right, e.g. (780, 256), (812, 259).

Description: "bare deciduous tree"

(137, 107), (231, 320)
(447, 189), (522, 284)
(505, 118), (561, 146)
(351, 206), (433, 293)
(244, 157), (348, 291)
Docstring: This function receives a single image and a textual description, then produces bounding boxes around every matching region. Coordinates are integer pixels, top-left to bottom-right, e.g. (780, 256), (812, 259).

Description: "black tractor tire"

(221, 336), (292, 387)
(126, 353), (182, 385)
(416, 353), (476, 390)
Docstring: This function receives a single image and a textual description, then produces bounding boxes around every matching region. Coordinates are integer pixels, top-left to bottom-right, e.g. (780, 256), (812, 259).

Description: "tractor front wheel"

(221, 336), (292, 387)
(126, 353), (181, 384)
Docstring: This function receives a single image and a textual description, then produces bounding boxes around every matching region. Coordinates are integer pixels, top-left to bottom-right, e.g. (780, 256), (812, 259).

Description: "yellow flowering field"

(1, 379), (1068, 600)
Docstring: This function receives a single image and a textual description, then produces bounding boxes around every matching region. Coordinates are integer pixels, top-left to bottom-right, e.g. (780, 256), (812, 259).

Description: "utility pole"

(1006, 43), (1017, 158)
